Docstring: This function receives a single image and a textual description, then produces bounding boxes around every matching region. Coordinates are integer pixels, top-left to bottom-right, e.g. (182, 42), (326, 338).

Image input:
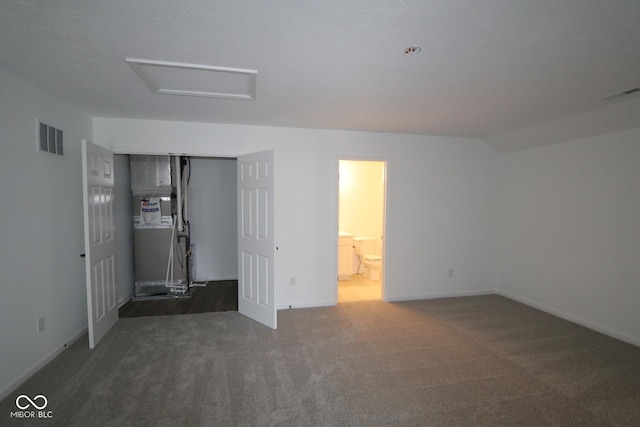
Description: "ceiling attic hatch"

(126, 58), (257, 100)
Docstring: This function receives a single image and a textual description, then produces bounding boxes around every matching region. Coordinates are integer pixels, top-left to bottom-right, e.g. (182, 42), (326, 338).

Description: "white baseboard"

(193, 277), (238, 283)
(495, 290), (640, 348)
(386, 289), (496, 302)
(278, 300), (337, 310)
(0, 327), (87, 402)
(118, 292), (134, 308)
(278, 290), (497, 310)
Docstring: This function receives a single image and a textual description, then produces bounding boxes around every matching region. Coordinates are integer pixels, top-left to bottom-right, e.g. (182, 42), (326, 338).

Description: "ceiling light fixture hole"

(404, 46), (422, 55)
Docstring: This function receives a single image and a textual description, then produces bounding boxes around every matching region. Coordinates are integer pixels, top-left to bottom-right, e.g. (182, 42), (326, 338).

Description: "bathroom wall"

(339, 160), (385, 254)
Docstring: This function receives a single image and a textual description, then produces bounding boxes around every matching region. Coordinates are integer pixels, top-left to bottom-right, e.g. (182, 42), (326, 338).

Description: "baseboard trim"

(495, 290), (640, 348)
(279, 290), (497, 310)
(118, 292), (134, 308)
(386, 289), (496, 302)
(278, 300), (337, 310)
(0, 327), (88, 402)
(193, 277), (239, 283)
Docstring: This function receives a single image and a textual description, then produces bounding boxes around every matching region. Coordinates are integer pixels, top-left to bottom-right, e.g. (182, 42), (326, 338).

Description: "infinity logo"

(15, 395), (48, 410)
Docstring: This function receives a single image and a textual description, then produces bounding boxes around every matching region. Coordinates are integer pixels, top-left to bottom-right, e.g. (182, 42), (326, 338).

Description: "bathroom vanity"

(338, 232), (353, 280)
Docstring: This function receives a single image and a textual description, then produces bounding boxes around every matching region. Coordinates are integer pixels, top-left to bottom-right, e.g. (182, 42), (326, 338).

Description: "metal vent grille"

(38, 120), (63, 156)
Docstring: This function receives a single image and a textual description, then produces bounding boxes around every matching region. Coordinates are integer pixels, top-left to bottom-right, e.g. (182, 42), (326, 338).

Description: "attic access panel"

(126, 58), (257, 100)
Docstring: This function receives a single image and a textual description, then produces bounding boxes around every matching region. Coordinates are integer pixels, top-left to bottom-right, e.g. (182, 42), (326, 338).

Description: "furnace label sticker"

(140, 197), (162, 226)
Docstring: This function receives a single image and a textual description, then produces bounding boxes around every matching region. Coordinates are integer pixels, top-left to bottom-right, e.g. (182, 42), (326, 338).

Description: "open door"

(237, 150), (276, 329)
(82, 140), (118, 348)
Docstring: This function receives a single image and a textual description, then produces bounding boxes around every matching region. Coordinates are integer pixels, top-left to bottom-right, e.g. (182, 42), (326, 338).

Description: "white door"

(82, 140), (118, 348)
(237, 150), (276, 329)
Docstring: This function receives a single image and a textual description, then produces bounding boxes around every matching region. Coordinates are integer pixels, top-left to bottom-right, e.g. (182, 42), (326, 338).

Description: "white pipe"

(165, 216), (176, 288)
(182, 160), (188, 222)
(175, 156), (183, 232)
(170, 243), (174, 289)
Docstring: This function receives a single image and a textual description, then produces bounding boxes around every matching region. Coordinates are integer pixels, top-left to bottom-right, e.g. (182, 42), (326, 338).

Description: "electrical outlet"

(37, 316), (45, 333)
(289, 277), (296, 286)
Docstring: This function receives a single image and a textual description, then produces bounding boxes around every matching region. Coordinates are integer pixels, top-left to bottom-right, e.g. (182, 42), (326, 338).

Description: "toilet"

(362, 254), (382, 281)
(353, 237), (383, 281)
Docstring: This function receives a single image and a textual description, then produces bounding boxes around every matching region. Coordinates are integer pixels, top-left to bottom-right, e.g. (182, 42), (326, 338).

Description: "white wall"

(498, 126), (640, 345)
(113, 154), (135, 304)
(487, 96), (640, 153)
(0, 68), (93, 399)
(94, 118), (502, 307)
(188, 158), (238, 281)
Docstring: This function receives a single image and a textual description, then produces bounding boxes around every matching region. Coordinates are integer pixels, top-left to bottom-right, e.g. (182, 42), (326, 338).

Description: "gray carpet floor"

(2, 295), (639, 426)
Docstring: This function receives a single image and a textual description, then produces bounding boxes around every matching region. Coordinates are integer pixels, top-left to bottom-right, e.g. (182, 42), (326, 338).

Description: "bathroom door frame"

(333, 156), (389, 303)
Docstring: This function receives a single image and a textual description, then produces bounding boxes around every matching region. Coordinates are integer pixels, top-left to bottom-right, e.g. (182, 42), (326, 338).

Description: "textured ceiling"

(1, 0), (639, 151)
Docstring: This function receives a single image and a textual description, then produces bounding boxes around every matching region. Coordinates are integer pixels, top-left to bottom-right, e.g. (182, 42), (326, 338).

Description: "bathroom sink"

(339, 231), (352, 237)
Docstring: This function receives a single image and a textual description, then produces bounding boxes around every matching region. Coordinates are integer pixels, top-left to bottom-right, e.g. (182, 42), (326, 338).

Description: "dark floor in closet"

(119, 280), (238, 318)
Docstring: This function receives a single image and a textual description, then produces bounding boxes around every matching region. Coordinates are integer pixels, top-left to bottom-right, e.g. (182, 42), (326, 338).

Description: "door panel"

(82, 140), (118, 348)
(237, 150), (276, 329)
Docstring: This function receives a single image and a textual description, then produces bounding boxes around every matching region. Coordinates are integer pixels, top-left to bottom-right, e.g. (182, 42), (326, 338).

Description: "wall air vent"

(38, 120), (63, 156)
(602, 87), (640, 101)
(126, 58), (257, 100)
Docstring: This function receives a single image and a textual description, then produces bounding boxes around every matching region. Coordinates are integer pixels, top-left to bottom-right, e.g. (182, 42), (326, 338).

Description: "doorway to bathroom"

(337, 159), (386, 303)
